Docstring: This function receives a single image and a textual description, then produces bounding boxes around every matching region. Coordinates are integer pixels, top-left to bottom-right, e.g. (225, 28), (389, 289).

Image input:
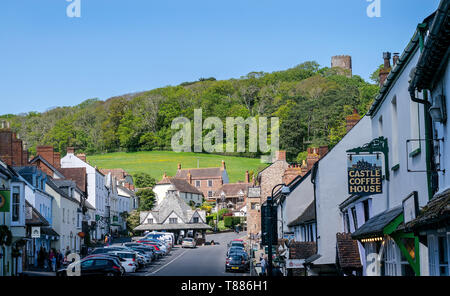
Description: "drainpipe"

(408, 23), (436, 201)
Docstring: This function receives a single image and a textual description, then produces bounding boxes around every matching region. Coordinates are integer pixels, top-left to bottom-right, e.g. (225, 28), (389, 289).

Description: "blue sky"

(0, 0), (439, 115)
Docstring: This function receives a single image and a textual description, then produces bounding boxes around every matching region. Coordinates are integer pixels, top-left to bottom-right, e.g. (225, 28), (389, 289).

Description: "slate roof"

(135, 191), (211, 231)
(288, 242), (317, 260)
(287, 201), (315, 227)
(352, 206), (403, 240)
(176, 168), (223, 179)
(214, 183), (250, 198)
(25, 201), (49, 226)
(336, 232), (362, 269)
(157, 177), (203, 195)
(409, 0), (450, 92)
(406, 188), (450, 231)
(46, 177), (80, 205)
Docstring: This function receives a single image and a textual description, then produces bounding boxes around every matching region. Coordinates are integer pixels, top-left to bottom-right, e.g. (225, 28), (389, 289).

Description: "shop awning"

(40, 227), (60, 240)
(352, 206), (403, 240)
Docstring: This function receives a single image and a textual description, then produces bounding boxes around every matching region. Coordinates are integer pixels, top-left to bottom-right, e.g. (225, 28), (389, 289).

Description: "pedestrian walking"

(49, 249), (56, 272)
(56, 250), (62, 269)
(260, 255), (267, 276)
(37, 247), (44, 268)
(42, 247), (49, 270)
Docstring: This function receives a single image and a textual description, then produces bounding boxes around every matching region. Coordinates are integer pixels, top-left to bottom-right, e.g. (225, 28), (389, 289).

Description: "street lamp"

(266, 183), (290, 277)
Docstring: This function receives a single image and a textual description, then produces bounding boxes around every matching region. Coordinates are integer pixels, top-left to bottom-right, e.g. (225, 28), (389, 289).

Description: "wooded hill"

(1, 61), (379, 162)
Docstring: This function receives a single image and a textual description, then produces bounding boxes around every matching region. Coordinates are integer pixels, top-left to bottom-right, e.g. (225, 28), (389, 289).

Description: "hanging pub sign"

(347, 154), (382, 195)
(0, 190), (10, 212)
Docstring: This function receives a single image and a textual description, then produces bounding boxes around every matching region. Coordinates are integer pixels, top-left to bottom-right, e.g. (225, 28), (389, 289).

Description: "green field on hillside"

(87, 151), (267, 183)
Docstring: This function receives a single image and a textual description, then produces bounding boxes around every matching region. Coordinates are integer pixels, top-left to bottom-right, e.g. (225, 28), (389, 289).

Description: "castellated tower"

(331, 55), (352, 77)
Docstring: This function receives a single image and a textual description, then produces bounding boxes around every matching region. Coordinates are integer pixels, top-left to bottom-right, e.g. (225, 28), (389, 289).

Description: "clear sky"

(0, 0), (440, 115)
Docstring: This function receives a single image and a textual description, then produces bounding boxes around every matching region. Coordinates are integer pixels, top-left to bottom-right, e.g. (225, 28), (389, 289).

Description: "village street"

(127, 232), (249, 276)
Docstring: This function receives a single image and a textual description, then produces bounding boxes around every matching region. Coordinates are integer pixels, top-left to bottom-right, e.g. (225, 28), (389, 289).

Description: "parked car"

(57, 256), (123, 276)
(107, 251), (138, 273)
(226, 246), (245, 257)
(139, 239), (169, 254)
(181, 237), (196, 248)
(225, 254), (248, 273)
(131, 245), (157, 261)
(137, 241), (163, 258)
(228, 241), (245, 249)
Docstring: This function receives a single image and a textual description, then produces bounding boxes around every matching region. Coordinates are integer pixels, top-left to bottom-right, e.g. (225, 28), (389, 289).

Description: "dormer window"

(193, 217), (199, 223)
(169, 218), (177, 224)
(147, 218), (153, 224)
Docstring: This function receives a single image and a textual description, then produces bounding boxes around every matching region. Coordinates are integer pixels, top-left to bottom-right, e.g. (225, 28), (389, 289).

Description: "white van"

(145, 231), (174, 248)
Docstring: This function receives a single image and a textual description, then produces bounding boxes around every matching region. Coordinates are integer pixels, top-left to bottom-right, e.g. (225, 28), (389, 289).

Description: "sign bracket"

(347, 137), (390, 181)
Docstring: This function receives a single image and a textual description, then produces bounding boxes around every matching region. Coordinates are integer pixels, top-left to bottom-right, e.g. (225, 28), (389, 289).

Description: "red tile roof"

(336, 232), (362, 269)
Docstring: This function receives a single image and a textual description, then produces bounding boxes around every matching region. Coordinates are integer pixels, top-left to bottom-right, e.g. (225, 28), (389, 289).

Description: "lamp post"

(266, 183), (290, 277)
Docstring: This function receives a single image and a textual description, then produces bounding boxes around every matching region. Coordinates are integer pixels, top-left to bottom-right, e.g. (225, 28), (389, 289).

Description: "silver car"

(181, 237), (196, 248)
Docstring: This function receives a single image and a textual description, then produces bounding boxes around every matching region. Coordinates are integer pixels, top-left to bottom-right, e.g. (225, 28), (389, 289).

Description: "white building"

(47, 179), (83, 254)
(154, 174), (204, 207)
(406, 0), (450, 276)
(0, 160), (27, 276)
(61, 147), (109, 240)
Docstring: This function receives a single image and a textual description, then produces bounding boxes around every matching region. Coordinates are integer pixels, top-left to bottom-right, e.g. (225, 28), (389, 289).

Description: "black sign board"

(261, 203), (278, 245)
(347, 154), (383, 195)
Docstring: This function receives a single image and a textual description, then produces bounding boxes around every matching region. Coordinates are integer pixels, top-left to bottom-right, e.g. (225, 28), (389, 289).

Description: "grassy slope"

(87, 151), (267, 183)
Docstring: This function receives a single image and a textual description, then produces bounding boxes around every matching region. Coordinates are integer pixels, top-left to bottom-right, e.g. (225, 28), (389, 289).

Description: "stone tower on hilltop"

(331, 55), (352, 77)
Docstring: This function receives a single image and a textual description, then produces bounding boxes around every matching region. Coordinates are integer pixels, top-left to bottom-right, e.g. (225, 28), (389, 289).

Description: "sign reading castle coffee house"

(347, 154), (382, 195)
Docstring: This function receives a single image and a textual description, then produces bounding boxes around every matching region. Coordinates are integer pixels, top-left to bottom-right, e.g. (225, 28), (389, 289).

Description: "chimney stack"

(53, 152), (61, 168)
(67, 147), (75, 154)
(379, 52), (392, 87)
(177, 163), (181, 170)
(187, 170), (192, 184)
(36, 146), (55, 166)
(345, 109), (360, 132)
(392, 53), (400, 67)
(245, 171), (250, 183)
(221, 160), (226, 170)
(275, 150), (286, 162)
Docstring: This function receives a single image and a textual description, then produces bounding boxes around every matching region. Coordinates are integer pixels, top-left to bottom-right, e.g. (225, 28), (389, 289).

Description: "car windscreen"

(91, 248), (106, 254)
(118, 253), (135, 259)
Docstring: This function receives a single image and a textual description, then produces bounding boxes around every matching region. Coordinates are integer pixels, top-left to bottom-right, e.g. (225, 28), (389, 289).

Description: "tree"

(370, 64), (383, 84)
(133, 172), (156, 188)
(125, 210), (141, 236)
(137, 189), (156, 211)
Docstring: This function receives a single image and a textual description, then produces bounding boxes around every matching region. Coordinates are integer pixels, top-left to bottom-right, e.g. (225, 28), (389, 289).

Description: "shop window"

(438, 236), (449, 276)
(384, 238), (399, 276)
(351, 207), (358, 230)
(363, 200), (370, 223)
(12, 186), (20, 222)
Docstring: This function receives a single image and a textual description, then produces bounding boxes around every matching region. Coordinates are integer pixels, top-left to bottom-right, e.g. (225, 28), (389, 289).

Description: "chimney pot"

(67, 147), (75, 154)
